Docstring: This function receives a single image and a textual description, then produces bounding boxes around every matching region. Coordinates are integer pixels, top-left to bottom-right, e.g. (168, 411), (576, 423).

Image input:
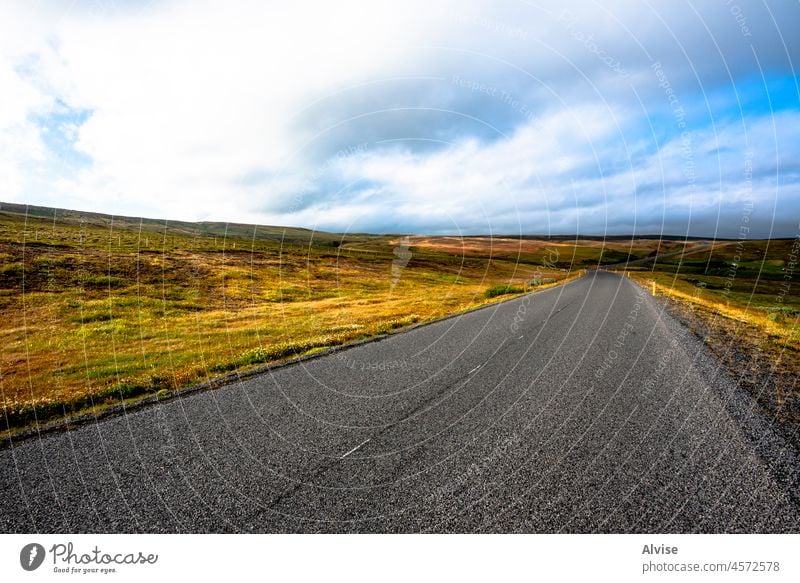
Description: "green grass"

(530, 276), (556, 286)
(484, 284), (526, 298)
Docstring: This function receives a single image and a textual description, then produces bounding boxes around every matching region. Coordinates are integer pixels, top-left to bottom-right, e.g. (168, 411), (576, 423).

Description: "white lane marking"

(468, 364), (481, 375)
(518, 335), (524, 340)
(340, 438), (371, 459)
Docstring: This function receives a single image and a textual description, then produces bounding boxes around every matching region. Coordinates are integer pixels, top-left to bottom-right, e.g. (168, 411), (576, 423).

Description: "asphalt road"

(2, 271), (799, 533)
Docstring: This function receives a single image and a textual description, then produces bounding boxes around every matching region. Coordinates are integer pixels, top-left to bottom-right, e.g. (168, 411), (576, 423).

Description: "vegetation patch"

(485, 284), (526, 298)
(530, 277), (556, 286)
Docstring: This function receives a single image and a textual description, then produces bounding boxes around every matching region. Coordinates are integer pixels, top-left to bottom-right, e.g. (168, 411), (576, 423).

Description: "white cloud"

(0, 0), (798, 235)
(0, 29), (51, 200)
(279, 107), (800, 236)
(2, 0), (438, 218)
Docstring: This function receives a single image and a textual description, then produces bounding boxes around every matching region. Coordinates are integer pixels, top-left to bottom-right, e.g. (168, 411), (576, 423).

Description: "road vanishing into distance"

(2, 271), (799, 533)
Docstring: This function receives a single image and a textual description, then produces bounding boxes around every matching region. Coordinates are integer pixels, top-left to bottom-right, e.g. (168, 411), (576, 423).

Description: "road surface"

(2, 271), (798, 532)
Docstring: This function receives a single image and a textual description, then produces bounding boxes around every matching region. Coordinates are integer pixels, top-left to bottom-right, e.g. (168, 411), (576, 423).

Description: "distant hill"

(2, 201), (786, 243)
(0, 201), (383, 246)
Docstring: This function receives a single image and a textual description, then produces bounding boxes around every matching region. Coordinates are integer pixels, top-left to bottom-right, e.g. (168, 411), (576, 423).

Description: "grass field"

(619, 238), (800, 347)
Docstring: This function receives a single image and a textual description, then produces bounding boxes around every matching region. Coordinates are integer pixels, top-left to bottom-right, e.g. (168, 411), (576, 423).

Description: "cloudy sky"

(1, 0), (798, 237)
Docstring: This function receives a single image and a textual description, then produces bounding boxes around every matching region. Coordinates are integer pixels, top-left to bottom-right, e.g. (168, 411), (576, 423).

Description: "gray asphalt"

(2, 271), (799, 533)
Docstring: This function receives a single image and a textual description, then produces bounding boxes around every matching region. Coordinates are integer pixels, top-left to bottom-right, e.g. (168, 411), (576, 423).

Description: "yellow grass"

(627, 272), (799, 346)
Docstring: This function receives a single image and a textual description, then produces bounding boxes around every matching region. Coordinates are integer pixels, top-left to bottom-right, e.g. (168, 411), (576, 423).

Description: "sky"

(0, 0), (798, 237)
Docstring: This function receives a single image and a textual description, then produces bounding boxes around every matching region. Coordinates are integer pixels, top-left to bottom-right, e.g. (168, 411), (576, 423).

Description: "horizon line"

(0, 200), (790, 241)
